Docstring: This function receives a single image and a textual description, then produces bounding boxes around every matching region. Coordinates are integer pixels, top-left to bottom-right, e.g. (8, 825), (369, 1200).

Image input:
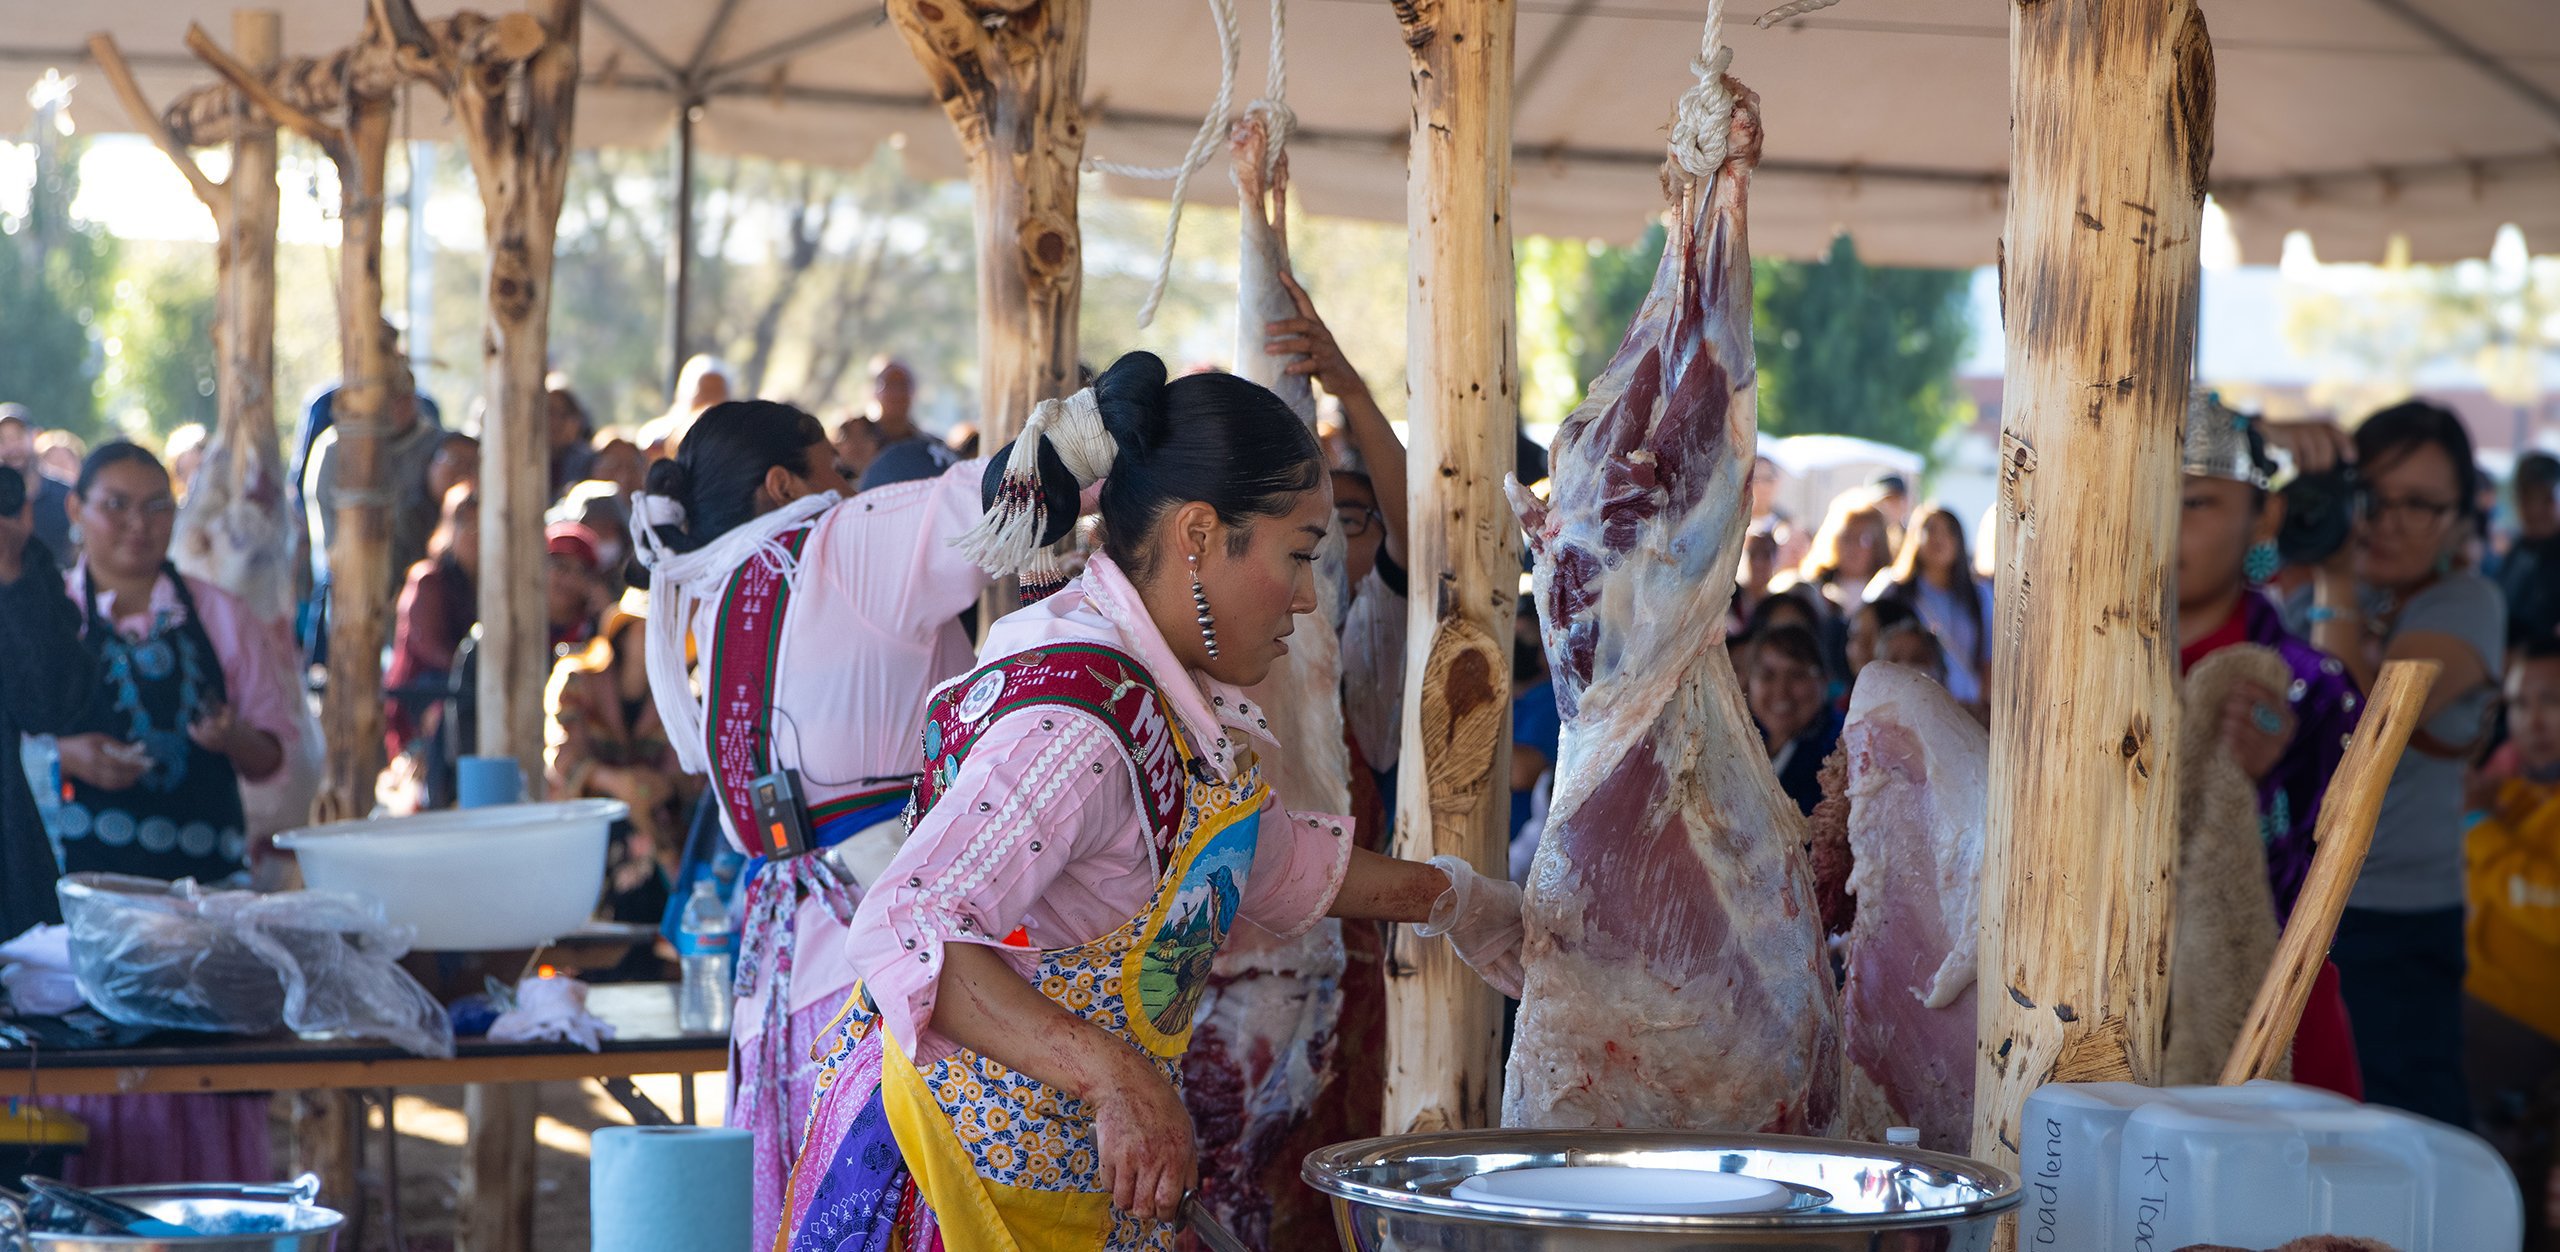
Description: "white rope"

(1755, 0), (1844, 28)
(633, 491), (837, 774)
(1086, 0), (1241, 327)
(1258, 0), (1293, 165)
(1667, 0), (1737, 180)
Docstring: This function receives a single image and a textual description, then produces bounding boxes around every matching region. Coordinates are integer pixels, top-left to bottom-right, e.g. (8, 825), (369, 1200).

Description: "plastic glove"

(1415, 854), (1525, 997)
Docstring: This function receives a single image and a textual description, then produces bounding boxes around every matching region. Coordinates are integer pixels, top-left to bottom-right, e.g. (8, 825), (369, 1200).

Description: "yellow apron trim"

(881, 1028), (1116, 1252)
(1117, 781), (1269, 1057)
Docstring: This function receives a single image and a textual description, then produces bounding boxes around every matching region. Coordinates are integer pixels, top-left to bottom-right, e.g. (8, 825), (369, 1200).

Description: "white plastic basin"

(273, 800), (626, 950)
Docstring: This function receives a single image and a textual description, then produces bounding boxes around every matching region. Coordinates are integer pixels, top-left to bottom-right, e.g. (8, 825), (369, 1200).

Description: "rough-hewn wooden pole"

(1973, 0), (2215, 1189)
(373, 4), (580, 1246)
(888, 0), (1086, 443)
(1383, 0), (1517, 1136)
(186, 17), (403, 826)
(226, 8), (281, 530)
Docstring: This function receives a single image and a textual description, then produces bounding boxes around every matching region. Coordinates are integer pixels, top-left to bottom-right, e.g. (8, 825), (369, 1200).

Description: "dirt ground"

(271, 1073), (725, 1252)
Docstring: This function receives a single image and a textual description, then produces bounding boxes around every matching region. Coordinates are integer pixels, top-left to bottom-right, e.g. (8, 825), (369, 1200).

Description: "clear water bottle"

(677, 879), (734, 1035)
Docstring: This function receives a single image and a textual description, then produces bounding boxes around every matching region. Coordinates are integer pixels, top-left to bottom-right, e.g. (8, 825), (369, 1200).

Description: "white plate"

(1451, 1165), (1793, 1216)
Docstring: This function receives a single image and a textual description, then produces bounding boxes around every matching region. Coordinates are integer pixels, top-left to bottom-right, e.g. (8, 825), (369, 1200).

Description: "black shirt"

(0, 539), (101, 938)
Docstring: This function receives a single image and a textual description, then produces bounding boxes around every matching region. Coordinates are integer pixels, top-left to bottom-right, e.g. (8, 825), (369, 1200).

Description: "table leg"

(290, 1091), (367, 1250)
(457, 1083), (536, 1252)
(681, 1073), (698, 1126)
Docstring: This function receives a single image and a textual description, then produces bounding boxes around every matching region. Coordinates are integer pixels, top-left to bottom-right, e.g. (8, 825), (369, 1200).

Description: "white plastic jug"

(2018, 1080), (2520, 1252)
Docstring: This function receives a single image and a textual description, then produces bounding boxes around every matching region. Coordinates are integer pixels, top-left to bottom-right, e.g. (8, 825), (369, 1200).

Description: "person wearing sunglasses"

(2306, 399), (2505, 1130)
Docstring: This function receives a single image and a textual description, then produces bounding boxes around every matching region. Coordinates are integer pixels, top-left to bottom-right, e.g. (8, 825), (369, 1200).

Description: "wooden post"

(459, 1084), (538, 1252)
(1973, 0), (2215, 1182)
(888, 0), (1086, 443)
(374, 0), (579, 791)
(1382, 0), (1517, 1135)
(183, 17), (405, 825)
(226, 8), (281, 546)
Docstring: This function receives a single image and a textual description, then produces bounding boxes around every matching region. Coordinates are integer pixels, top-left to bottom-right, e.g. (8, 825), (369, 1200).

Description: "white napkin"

(0, 924), (85, 1016)
(487, 973), (617, 1053)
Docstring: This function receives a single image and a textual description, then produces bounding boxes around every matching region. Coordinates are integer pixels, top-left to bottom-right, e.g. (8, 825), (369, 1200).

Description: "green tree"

(100, 244), (220, 436)
(0, 78), (115, 437)
(1751, 234), (1970, 451)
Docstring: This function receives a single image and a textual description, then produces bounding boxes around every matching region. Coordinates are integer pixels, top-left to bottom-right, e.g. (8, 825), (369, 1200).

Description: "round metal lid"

(1303, 1129), (2021, 1231)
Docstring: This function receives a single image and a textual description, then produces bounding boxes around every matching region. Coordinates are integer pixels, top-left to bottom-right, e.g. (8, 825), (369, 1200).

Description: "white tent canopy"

(7, 0), (2558, 265)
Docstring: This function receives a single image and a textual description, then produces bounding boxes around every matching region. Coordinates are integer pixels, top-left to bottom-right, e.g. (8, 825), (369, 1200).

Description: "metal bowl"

(1304, 1129), (2019, 1251)
(1, 1176), (342, 1251)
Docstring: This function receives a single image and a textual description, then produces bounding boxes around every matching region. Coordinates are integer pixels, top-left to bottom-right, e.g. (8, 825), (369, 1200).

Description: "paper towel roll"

(592, 1125), (752, 1251)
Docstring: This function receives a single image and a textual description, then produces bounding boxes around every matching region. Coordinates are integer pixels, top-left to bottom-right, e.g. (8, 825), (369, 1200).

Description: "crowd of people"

(8, 317), (2560, 1237)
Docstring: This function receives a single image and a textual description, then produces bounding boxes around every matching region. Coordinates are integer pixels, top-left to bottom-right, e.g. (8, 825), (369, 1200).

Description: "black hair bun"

(1093, 352), (1172, 459)
(982, 436), (1082, 548)
(643, 457), (691, 500)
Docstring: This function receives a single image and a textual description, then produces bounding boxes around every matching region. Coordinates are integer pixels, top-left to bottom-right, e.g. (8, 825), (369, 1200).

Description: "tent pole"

(1971, 0), (2215, 1205)
(1384, 0), (1517, 1136)
(888, 0), (1088, 625)
(664, 96), (697, 395)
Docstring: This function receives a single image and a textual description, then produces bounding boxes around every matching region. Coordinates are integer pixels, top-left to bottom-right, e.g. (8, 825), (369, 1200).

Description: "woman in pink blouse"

(777, 353), (1524, 1252)
(632, 400), (995, 1248)
(40, 441), (301, 1187)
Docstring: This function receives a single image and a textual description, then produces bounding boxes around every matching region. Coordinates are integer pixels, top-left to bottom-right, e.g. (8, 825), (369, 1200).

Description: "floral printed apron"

(782, 644), (1265, 1252)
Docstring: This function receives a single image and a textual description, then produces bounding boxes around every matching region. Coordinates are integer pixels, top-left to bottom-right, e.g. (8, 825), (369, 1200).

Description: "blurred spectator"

(1511, 598), (1560, 844)
(638, 354), (733, 459)
(284, 377), (441, 541)
(1868, 471), (1913, 541)
(544, 521), (608, 649)
(1843, 597), (1922, 688)
(591, 434), (647, 501)
(552, 480), (633, 596)
(1742, 585), (1825, 644)
(2464, 641), (2560, 1189)
(35, 429), (85, 484)
(1797, 486), (1894, 624)
(428, 432), (480, 505)
(1869, 506), (1994, 711)
(2499, 451), (2560, 649)
(385, 482), (479, 761)
(857, 356), (960, 490)
(1878, 620), (1949, 684)
(1733, 528), (1779, 636)
(546, 587), (690, 954)
(0, 405), (73, 554)
(947, 421), (982, 461)
(1516, 428), (1551, 490)
(547, 381), (598, 499)
(304, 373), (445, 602)
(1748, 455), (1807, 570)
(0, 466), (97, 940)
(832, 413), (884, 482)
(1747, 623), (1839, 817)
(2311, 399), (2505, 1129)
(164, 424), (209, 498)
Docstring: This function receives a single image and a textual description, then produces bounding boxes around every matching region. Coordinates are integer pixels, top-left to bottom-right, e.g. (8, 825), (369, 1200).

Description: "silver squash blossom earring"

(1189, 553), (1219, 659)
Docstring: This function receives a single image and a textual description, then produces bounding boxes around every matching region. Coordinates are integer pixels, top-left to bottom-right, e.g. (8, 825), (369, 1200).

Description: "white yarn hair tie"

(953, 387), (1114, 583)
(631, 491), (687, 531)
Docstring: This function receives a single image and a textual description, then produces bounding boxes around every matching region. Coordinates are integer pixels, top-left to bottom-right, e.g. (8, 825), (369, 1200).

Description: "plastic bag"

(57, 873), (456, 1058)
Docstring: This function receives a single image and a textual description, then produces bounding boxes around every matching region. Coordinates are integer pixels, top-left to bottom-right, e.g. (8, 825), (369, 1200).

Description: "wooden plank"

(5, 1048), (728, 1099)
(460, 1083), (538, 1252)
(2221, 660), (2438, 1084)
(1382, 0), (1517, 1135)
(1972, 0), (2216, 1189)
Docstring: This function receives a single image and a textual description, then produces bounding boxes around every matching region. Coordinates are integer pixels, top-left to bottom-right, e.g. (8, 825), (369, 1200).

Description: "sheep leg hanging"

(1176, 107), (1358, 1249)
(1503, 77), (1840, 1134)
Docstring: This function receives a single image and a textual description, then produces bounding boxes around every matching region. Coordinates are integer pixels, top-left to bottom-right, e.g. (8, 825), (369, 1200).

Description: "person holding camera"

(2298, 400), (2505, 1129)
(0, 460), (101, 941)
